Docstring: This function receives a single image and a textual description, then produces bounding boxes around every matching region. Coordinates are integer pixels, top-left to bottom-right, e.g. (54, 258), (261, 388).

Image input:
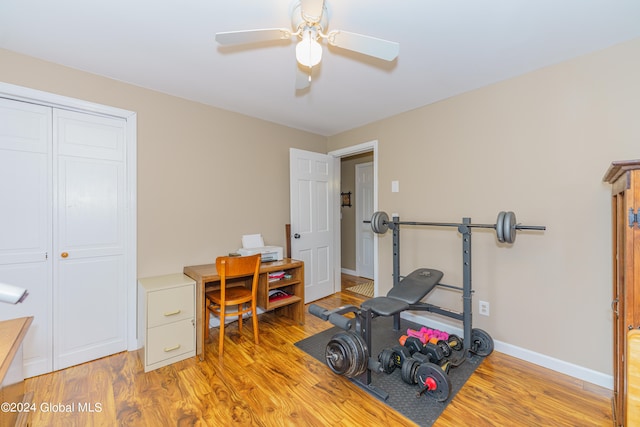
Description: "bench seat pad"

(386, 268), (443, 304)
(361, 297), (409, 316)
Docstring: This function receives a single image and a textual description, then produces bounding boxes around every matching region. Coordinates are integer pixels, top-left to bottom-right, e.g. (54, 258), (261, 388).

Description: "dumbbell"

(378, 345), (412, 374)
(400, 354), (449, 385)
(404, 336), (447, 364)
(407, 327), (450, 344)
(401, 357), (421, 385)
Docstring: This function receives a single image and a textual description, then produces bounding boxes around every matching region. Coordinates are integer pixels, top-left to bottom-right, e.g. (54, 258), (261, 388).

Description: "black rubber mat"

(295, 316), (484, 426)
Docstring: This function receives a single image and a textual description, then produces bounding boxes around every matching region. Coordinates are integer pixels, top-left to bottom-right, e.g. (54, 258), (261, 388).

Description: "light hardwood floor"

(23, 275), (612, 426)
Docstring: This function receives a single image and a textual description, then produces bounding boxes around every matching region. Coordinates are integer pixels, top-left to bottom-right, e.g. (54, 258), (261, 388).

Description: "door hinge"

(629, 208), (640, 228)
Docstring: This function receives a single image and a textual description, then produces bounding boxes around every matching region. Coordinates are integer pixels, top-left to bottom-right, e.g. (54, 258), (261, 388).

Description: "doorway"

(340, 155), (374, 279)
(329, 141), (378, 296)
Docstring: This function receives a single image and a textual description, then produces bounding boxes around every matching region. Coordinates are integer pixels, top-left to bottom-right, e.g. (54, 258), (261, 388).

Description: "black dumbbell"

(391, 345), (412, 368)
(401, 357), (421, 384)
(423, 342), (445, 364)
(378, 348), (396, 374)
(404, 336), (446, 364)
(403, 336), (424, 355)
(378, 345), (412, 374)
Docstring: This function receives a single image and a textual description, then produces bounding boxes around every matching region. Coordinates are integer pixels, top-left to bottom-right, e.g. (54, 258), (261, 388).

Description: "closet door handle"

(611, 298), (619, 317)
(61, 252), (69, 258)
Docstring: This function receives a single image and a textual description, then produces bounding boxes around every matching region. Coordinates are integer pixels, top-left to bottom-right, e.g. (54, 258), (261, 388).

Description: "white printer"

(237, 234), (284, 262)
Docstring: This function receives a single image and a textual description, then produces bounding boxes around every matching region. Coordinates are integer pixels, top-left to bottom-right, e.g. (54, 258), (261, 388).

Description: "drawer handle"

(163, 309), (181, 317)
(164, 344), (181, 352)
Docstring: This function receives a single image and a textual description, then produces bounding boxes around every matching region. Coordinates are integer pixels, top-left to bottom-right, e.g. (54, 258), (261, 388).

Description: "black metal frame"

(390, 216), (474, 351)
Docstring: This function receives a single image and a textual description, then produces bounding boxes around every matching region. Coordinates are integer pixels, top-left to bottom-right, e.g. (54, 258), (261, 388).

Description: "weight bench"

(308, 268), (467, 401)
(361, 268), (444, 331)
(308, 216), (500, 401)
(308, 266), (493, 401)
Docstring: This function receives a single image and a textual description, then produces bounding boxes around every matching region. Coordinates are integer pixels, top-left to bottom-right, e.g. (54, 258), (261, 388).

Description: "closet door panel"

(0, 98), (51, 264)
(0, 148), (49, 264)
(0, 98), (53, 377)
(57, 157), (124, 256)
(0, 98), (50, 152)
(56, 110), (124, 161)
(53, 109), (127, 370)
(54, 255), (125, 369)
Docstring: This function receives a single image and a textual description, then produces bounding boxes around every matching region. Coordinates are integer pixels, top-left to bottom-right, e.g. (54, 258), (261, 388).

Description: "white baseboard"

(401, 311), (613, 390)
(341, 268), (358, 276)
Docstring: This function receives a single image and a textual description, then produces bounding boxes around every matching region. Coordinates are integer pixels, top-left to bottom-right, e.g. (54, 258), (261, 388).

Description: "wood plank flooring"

(23, 275), (612, 426)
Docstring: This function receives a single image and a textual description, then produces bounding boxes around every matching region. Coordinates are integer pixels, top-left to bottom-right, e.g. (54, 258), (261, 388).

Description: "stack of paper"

(268, 271), (285, 282)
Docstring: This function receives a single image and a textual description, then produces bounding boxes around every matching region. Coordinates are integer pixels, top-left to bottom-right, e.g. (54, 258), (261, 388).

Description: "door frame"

(0, 82), (138, 350)
(329, 140), (378, 295)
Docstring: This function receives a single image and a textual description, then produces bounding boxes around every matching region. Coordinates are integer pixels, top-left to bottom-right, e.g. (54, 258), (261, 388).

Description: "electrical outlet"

(479, 300), (490, 316)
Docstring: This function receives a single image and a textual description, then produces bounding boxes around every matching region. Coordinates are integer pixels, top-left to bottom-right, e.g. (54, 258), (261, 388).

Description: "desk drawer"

(146, 319), (195, 366)
(147, 285), (194, 328)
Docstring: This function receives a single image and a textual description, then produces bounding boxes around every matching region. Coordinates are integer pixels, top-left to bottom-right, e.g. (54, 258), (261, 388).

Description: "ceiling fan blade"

(300, 0), (325, 22)
(295, 66), (311, 90)
(327, 30), (399, 61)
(215, 28), (292, 46)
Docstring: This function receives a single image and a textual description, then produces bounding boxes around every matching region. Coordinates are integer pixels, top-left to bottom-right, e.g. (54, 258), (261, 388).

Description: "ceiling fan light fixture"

(296, 28), (322, 68)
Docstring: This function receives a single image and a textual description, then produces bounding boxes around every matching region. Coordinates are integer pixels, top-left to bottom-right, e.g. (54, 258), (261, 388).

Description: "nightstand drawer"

(147, 285), (194, 328)
(146, 319), (195, 366)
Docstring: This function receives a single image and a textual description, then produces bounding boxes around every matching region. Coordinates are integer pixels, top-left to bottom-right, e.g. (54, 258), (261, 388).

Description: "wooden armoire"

(603, 160), (640, 426)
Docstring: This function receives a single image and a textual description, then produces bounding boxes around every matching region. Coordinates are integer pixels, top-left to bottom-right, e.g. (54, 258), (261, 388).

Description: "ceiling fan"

(215, 0), (400, 89)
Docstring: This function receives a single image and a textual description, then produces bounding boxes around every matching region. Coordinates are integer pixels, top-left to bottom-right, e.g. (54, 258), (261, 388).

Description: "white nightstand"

(138, 273), (196, 372)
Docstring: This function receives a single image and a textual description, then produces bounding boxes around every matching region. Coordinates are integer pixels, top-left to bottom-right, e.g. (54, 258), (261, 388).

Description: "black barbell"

(368, 211), (545, 244)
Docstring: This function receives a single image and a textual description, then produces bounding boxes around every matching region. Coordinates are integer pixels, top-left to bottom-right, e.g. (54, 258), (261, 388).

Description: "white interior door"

(0, 98), (53, 378)
(356, 162), (374, 279)
(53, 109), (127, 370)
(290, 148), (335, 303)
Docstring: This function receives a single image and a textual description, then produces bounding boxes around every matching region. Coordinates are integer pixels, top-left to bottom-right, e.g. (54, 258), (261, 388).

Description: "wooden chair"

(206, 254), (261, 354)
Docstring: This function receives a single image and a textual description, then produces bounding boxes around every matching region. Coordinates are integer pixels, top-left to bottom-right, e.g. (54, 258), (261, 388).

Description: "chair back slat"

(216, 254), (261, 281)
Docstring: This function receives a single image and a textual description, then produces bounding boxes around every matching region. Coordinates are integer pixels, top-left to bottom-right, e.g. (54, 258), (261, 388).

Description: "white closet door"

(0, 98), (53, 377)
(53, 109), (127, 370)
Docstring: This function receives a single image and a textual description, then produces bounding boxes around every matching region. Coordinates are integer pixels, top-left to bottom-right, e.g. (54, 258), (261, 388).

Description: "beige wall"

(328, 38), (640, 376)
(340, 152), (374, 271)
(0, 48), (326, 278)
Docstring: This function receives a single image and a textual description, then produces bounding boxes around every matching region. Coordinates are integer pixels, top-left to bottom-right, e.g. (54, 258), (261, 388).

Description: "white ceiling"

(1, 0), (639, 136)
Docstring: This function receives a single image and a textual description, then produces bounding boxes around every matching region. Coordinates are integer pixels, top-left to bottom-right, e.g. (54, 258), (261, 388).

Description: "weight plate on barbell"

(371, 211), (389, 234)
(325, 331), (368, 378)
(471, 328), (495, 357)
(503, 211), (516, 244)
(496, 211), (506, 243)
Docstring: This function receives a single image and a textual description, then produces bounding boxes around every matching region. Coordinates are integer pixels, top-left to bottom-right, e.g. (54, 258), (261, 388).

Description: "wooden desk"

(0, 316), (33, 427)
(184, 258), (304, 359)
